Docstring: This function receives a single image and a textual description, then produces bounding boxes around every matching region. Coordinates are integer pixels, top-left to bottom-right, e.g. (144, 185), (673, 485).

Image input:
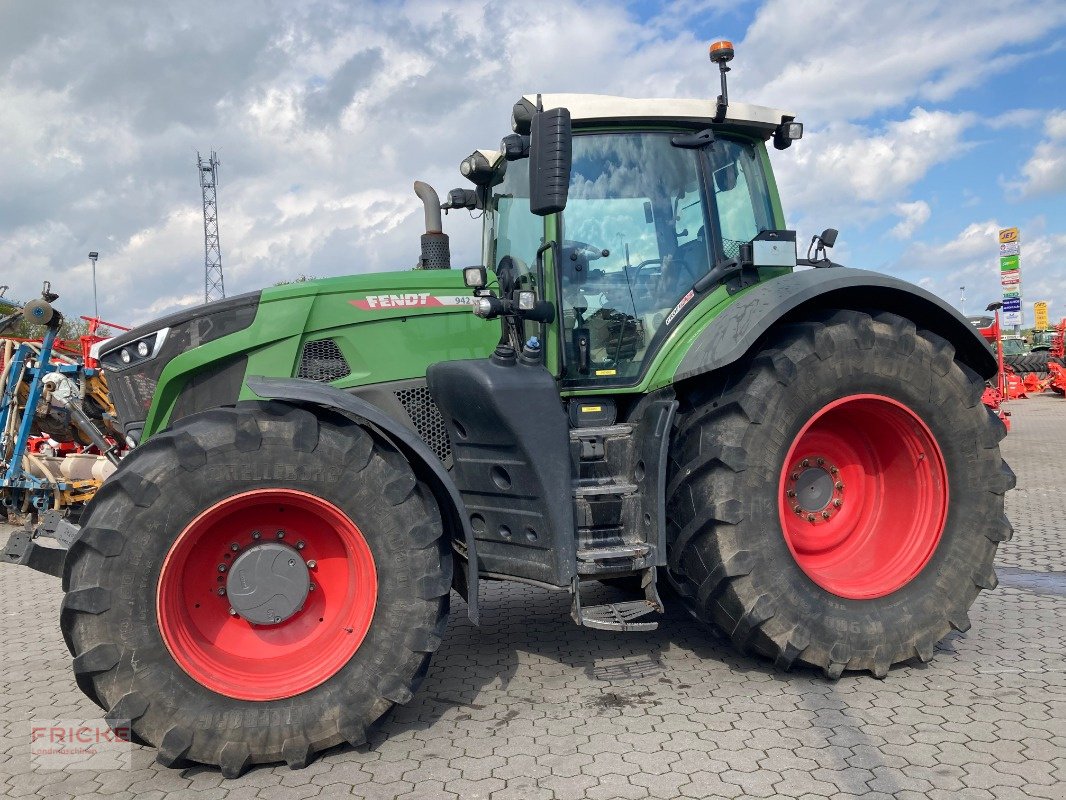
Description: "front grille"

(107, 371), (158, 435)
(395, 386), (451, 463)
(297, 339), (351, 382)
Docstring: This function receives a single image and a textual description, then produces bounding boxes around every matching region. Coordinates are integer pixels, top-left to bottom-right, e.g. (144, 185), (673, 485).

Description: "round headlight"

(136, 340), (150, 357)
(120, 349), (131, 364)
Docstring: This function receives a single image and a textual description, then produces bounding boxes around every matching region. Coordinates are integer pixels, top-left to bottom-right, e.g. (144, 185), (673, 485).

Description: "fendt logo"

(349, 294), (474, 311)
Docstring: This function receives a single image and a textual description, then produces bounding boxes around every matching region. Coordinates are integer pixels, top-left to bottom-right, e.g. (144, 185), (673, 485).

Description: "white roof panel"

(523, 93), (793, 133)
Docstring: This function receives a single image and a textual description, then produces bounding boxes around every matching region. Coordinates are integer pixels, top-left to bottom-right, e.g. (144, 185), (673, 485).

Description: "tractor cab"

(466, 90), (801, 390)
(428, 55), (807, 630)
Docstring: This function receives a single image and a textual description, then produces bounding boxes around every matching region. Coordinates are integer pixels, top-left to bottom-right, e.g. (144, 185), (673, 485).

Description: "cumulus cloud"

(890, 200), (932, 240)
(895, 220), (1066, 321)
(1011, 110), (1066, 199)
(773, 108), (973, 243)
(0, 0), (1063, 325)
(736, 0), (1066, 121)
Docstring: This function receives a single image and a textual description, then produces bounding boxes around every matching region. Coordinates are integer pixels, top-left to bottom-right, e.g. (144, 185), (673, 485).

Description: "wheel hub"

(785, 457), (844, 522)
(225, 542), (310, 625)
(794, 466), (833, 511)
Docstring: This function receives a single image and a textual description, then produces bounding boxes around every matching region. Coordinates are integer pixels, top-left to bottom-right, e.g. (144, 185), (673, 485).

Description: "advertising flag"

(999, 228), (1022, 326)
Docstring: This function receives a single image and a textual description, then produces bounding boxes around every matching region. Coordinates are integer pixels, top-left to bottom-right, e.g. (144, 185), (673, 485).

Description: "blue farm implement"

(0, 284), (126, 523)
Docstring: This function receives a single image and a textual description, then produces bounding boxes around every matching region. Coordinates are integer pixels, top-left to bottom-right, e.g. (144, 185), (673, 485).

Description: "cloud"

(737, 0), (1066, 122)
(893, 220), (1066, 322)
(1011, 110), (1066, 199)
(775, 108), (973, 242)
(0, 0), (1063, 327)
(890, 200), (931, 240)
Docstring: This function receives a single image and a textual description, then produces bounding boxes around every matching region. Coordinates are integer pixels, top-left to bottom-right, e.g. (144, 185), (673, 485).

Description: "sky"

(1, 0), (1065, 327)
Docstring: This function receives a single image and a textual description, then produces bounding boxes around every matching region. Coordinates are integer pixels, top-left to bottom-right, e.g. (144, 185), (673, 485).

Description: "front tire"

(665, 310), (1014, 678)
(61, 402), (451, 775)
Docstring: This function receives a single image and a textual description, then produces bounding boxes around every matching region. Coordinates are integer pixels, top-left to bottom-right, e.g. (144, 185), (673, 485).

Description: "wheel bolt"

(833, 499), (842, 508)
(288, 558), (296, 568)
(229, 608), (237, 616)
(307, 560), (317, 569)
(276, 530), (285, 539)
(217, 564), (227, 573)
(829, 466), (838, 474)
(309, 583), (316, 591)
(296, 541), (305, 550)
(230, 542), (239, 552)
(806, 514), (816, 522)
(786, 490), (796, 498)
(801, 459), (809, 467)
(217, 587), (226, 596)
(821, 510), (831, 519)
(793, 505), (802, 514)
(835, 482), (844, 490)
(273, 616), (282, 623)
(816, 458), (824, 466)
(252, 530), (261, 540)
(791, 472), (799, 481)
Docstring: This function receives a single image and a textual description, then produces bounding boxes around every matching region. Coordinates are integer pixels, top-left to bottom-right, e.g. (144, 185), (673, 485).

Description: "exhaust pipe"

(413, 181), (450, 270)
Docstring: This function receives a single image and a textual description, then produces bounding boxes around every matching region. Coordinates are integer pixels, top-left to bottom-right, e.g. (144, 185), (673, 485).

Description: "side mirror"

(529, 107), (572, 216)
(713, 163), (738, 192)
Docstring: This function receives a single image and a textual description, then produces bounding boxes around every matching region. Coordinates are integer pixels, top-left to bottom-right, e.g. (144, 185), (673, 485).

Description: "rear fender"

(246, 375), (478, 623)
(675, 267), (996, 383)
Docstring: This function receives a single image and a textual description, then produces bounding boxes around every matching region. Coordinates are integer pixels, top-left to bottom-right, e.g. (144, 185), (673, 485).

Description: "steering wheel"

(630, 258), (663, 281)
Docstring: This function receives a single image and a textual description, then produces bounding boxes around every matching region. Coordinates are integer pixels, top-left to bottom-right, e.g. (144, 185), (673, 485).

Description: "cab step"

(576, 600), (659, 632)
(577, 543), (650, 562)
(573, 481), (639, 497)
(570, 568), (664, 632)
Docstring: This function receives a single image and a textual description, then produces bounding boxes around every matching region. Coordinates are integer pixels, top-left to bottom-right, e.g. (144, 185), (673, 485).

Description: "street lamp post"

(88, 251), (99, 319)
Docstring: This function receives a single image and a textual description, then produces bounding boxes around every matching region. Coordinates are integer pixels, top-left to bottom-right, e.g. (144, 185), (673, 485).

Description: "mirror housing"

(528, 107), (572, 216)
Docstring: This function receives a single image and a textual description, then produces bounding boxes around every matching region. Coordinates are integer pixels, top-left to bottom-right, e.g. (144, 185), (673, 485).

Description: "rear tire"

(1005, 352), (1049, 376)
(61, 402), (451, 775)
(665, 310), (1014, 678)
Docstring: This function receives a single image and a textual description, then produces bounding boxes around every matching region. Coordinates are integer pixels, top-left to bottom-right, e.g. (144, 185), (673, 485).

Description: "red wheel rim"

(777, 394), (948, 599)
(157, 489), (377, 701)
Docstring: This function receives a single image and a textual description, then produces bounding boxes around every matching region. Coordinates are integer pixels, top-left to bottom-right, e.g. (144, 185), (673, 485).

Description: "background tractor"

(3, 43), (1013, 777)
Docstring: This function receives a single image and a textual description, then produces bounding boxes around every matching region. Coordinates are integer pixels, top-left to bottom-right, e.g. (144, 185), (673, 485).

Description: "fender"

(246, 375), (479, 623)
(675, 267), (996, 383)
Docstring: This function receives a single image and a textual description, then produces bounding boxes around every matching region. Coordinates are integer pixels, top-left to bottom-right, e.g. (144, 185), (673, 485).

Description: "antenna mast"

(197, 151), (225, 303)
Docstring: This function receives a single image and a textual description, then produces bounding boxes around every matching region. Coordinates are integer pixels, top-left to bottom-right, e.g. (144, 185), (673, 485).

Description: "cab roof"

(522, 93), (795, 139)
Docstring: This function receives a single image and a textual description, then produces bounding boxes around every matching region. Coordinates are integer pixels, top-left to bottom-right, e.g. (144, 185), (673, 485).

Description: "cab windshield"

(559, 132), (774, 383)
(999, 338), (1027, 356)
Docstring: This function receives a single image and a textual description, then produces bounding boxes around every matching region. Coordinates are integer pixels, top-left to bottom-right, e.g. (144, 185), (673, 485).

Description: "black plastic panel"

(171, 356), (248, 423)
(428, 355), (575, 587)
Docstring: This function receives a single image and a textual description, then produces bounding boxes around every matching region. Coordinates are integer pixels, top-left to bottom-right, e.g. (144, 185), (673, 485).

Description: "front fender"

(675, 267), (996, 383)
(246, 375), (478, 623)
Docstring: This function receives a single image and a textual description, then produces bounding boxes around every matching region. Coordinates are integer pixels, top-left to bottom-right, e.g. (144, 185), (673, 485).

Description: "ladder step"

(569, 424), (633, 439)
(573, 481), (638, 497)
(578, 601), (658, 632)
(577, 544), (650, 561)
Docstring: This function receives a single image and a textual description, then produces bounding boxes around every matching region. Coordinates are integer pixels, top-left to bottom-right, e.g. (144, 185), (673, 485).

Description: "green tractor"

(5, 43), (1013, 776)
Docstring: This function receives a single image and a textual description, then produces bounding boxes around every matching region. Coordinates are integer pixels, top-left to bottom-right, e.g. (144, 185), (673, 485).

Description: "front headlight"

(99, 291), (260, 374)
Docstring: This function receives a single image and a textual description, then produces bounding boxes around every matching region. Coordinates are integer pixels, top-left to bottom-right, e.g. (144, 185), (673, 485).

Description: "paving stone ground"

(1, 395), (1064, 799)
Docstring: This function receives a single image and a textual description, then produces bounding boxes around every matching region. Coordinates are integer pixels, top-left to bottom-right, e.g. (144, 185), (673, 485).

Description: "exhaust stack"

(413, 181), (450, 270)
